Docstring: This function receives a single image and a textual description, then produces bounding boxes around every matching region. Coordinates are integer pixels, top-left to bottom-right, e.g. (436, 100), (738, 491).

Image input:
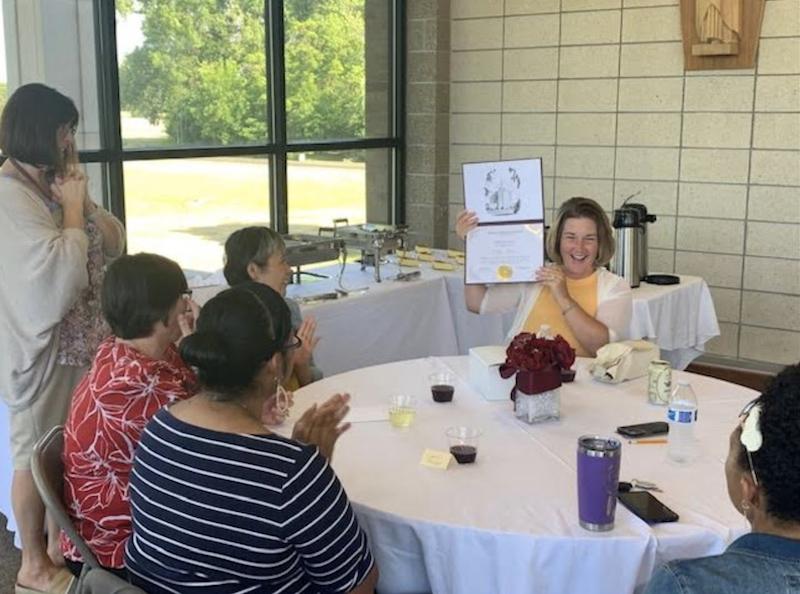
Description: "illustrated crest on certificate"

(462, 158), (546, 285)
(462, 158), (544, 223)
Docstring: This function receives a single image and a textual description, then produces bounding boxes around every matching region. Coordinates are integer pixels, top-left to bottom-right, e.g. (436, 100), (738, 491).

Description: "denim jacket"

(644, 533), (800, 594)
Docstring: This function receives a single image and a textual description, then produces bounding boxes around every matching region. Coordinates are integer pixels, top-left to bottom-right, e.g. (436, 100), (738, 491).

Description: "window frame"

(83, 0), (405, 233)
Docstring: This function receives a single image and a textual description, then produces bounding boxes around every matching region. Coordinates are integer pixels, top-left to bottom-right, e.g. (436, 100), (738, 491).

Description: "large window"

(0, 0), (403, 273)
(116, 3), (269, 150)
(123, 157), (272, 273)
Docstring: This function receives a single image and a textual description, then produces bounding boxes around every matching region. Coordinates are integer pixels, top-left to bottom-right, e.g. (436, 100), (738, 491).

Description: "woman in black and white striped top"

(124, 282), (378, 594)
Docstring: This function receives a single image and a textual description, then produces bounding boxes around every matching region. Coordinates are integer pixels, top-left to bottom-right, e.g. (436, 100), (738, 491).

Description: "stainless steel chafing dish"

(323, 219), (409, 282)
(282, 234), (345, 283)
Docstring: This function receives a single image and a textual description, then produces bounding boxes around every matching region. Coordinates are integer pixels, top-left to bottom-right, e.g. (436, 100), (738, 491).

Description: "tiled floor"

(0, 513), (21, 593)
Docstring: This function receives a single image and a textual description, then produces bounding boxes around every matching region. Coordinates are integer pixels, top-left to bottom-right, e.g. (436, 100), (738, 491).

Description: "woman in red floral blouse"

(60, 253), (199, 576)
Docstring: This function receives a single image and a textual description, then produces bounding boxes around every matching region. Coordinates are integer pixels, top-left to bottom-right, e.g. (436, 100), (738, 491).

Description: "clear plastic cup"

(446, 426), (481, 464)
(429, 371), (455, 403)
(388, 395), (417, 428)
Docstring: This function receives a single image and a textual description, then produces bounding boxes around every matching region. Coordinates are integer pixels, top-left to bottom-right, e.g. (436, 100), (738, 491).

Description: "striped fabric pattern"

(124, 409), (374, 593)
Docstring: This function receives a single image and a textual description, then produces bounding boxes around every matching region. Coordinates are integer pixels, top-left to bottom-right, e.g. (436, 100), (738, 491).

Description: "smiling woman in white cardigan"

(456, 197), (631, 357)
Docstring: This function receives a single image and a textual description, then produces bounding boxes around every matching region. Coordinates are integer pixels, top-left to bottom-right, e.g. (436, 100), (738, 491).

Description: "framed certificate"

(465, 222), (544, 284)
(462, 158), (545, 285)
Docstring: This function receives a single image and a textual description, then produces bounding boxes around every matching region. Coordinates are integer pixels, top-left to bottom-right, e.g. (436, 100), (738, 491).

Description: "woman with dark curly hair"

(644, 363), (800, 594)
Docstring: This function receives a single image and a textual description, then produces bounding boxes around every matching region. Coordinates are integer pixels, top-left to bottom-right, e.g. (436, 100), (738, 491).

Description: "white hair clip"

(740, 403), (763, 453)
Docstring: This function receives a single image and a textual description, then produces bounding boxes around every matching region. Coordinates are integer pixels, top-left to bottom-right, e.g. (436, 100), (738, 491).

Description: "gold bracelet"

(561, 302), (576, 315)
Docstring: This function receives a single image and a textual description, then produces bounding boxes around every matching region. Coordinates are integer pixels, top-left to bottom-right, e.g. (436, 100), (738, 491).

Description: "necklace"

(201, 392), (262, 425)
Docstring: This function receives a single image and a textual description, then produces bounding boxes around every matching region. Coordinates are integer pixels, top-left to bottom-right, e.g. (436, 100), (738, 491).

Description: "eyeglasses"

(182, 289), (193, 298)
(738, 397), (761, 486)
(284, 332), (302, 351)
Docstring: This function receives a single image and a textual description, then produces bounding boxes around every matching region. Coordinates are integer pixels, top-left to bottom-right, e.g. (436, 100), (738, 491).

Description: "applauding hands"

(294, 316), (320, 368)
(178, 297), (201, 342)
(535, 264), (569, 303)
(292, 393), (351, 460)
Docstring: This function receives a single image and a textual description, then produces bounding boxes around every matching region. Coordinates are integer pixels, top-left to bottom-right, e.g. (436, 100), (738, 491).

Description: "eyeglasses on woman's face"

(284, 332), (302, 351)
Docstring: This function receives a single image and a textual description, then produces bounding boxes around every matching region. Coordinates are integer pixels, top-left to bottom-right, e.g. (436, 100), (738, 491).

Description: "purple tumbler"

(577, 435), (622, 531)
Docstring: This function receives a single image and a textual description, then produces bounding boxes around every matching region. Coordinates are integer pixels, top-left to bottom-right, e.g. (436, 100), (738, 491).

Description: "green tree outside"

(118, 0), (365, 146)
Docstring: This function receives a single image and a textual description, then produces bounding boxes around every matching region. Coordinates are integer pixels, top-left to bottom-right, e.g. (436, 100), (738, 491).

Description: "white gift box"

(468, 346), (515, 402)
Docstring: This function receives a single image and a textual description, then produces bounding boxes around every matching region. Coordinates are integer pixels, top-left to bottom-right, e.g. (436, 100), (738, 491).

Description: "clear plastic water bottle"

(667, 380), (698, 464)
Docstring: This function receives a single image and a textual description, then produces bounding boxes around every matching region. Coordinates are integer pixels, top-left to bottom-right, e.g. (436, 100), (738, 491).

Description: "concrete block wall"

(432, 0), (800, 365)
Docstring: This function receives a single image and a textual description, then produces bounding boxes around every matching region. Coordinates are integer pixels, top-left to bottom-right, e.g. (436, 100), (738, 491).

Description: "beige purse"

(589, 340), (660, 384)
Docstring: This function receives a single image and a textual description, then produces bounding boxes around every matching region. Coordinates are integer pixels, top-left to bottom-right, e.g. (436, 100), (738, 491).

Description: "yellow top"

(522, 272), (599, 357)
(284, 371), (301, 393)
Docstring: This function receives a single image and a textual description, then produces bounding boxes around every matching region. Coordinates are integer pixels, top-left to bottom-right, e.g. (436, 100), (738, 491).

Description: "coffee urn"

(611, 208), (641, 288)
(624, 203), (657, 280)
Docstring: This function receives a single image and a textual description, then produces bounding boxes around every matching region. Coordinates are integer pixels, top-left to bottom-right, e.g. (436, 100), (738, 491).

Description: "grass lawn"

(124, 157), (367, 272)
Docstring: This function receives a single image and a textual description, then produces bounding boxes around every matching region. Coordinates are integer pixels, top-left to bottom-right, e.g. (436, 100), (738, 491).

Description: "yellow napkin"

(420, 449), (452, 469)
(433, 261), (456, 271)
(399, 258), (420, 267)
(418, 253), (435, 262)
(415, 245), (432, 254)
(447, 249), (465, 258)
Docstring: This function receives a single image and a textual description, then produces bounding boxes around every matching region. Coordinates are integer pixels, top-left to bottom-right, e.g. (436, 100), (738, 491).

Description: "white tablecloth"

(290, 357), (756, 594)
(0, 267), (719, 548)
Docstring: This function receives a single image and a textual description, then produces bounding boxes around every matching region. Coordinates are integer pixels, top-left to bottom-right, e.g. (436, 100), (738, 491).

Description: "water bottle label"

(667, 409), (697, 423)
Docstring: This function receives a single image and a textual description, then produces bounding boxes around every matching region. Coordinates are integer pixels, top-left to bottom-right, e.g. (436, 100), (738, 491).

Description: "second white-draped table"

(191, 265), (719, 373)
(288, 356), (755, 594)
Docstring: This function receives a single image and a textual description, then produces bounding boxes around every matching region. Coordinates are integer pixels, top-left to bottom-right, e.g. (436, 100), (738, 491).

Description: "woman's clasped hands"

(49, 170), (87, 213)
(535, 264), (569, 302)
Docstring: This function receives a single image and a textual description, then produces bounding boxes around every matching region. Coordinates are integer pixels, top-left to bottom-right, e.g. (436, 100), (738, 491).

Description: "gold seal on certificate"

(496, 264), (513, 280)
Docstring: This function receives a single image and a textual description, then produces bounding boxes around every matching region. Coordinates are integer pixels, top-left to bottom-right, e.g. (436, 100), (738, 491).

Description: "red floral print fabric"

(60, 337), (197, 568)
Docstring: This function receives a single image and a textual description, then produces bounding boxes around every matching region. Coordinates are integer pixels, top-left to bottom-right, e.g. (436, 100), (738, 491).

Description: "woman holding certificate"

(456, 197), (632, 357)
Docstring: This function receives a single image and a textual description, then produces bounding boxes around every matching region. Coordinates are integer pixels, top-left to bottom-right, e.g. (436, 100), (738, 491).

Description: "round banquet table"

(287, 356), (758, 594)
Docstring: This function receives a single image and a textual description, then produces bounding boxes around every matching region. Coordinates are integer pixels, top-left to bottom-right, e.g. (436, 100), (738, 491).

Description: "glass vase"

(514, 387), (561, 424)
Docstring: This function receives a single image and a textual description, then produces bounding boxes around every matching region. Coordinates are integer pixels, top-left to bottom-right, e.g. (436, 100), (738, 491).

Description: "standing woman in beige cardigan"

(0, 83), (125, 594)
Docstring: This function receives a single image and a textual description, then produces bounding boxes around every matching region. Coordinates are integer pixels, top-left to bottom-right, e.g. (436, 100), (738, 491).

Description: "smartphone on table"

(616, 421), (669, 439)
(618, 490), (679, 524)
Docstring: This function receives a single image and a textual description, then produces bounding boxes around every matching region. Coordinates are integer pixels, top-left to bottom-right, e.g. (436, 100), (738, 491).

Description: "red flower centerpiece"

(499, 331), (576, 423)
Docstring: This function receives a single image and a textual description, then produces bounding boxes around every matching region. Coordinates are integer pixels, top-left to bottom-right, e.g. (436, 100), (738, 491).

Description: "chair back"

(76, 567), (146, 594)
(31, 425), (100, 569)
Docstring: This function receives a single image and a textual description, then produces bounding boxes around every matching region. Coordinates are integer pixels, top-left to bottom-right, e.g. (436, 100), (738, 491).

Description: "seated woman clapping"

(124, 282), (378, 594)
(224, 226), (322, 390)
(644, 364), (800, 594)
(61, 253), (199, 577)
(457, 196), (631, 356)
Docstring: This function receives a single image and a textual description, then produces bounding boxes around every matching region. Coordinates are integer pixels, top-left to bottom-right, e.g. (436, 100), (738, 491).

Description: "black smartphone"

(616, 421), (669, 439)
(618, 491), (679, 524)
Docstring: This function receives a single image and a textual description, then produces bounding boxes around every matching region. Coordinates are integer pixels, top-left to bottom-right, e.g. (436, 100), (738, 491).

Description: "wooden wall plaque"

(680, 0), (767, 70)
